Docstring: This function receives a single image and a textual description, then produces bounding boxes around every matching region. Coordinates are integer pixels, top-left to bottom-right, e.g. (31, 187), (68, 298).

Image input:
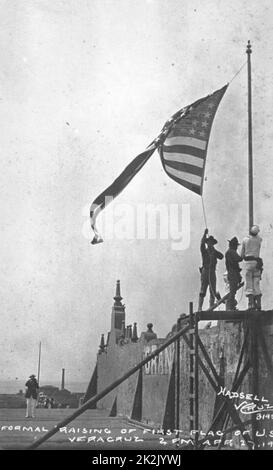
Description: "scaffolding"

(185, 304), (272, 450)
(27, 297), (273, 450)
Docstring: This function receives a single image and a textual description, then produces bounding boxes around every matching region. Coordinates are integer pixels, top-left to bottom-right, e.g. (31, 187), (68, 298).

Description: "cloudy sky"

(1, 0), (273, 387)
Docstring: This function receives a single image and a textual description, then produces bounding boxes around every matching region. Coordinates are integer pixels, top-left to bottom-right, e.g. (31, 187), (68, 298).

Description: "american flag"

(90, 84), (228, 244)
(159, 84), (228, 195)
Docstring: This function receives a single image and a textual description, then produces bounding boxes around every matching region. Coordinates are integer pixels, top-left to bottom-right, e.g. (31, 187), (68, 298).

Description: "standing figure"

(25, 374), (39, 418)
(241, 225), (263, 310)
(44, 397), (50, 408)
(225, 237), (243, 310)
(198, 228), (224, 311)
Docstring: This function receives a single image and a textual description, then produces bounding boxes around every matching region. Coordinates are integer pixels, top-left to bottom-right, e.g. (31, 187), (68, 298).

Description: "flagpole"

(37, 341), (41, 386)
(246, 40), (254, 229)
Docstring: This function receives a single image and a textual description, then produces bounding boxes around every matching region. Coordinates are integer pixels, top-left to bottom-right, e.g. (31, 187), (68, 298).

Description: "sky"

(0, 0), (273, 387)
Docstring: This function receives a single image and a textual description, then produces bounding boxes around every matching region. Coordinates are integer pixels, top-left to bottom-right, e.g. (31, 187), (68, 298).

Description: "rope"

(200, 60), (247, 308)
(201, 195), (208, 228)
(228, 61), (247, 85)
(200, 60), (245, 227)
(200, 60), (246, 305)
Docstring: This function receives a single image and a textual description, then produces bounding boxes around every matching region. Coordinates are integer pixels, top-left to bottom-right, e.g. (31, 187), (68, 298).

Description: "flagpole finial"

(246, 40), (252, 54)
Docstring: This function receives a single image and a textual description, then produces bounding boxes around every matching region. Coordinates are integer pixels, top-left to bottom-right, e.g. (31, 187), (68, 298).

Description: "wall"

(92, 311), (273, 448)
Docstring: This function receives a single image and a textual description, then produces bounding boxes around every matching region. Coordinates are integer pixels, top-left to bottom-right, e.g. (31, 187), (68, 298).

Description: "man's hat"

(206, 235), (218, 245)
(29, 374), (36, 378)
(228, 236), (240, 246)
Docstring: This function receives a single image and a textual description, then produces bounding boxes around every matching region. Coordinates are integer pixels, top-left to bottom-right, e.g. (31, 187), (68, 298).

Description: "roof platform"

(197, 309), (273, 322)
(176, 309), (273, 324)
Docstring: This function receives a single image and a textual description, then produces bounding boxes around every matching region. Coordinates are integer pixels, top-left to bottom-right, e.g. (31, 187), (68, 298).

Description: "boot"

(215, 291), (221, 301)
(226, 298), (233, 311)
(247, 294), (255, 310)
(254, 295), (262, 311)
(226, 294), (231, 310)
(209, 299), (215, 309)
(198, 295), (204, 311)
(209, 294), (215, 309)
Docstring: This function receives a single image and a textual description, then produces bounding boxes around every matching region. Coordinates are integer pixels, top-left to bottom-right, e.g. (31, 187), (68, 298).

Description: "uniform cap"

(206, 235), (218, 245)
(228, 236), (240, 246)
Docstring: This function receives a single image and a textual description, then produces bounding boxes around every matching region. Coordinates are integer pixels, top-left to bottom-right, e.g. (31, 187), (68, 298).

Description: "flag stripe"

(166, 172), (201, 195)
(162, 152), (205, 168)
(164, 164), (202, 185)
(164, 160), (204, 177)
(90, 145), (156, 244)
(162, 144), (205, 159)
(164, 136), (207, 150)
(160, 84), (228, 197)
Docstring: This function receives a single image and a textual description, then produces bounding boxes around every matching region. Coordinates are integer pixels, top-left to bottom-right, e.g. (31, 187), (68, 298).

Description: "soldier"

(241, 225), (263, 310)
(198, 228), (223, 311)
(225, 237), (243, 310)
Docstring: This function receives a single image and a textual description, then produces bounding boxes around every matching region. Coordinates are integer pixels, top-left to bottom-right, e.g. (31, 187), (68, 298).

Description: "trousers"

(226, 271), (241, 310)
(200, 268), (216, 306)
(244, 261), (261, 296)
(26, 397), (37, 418)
